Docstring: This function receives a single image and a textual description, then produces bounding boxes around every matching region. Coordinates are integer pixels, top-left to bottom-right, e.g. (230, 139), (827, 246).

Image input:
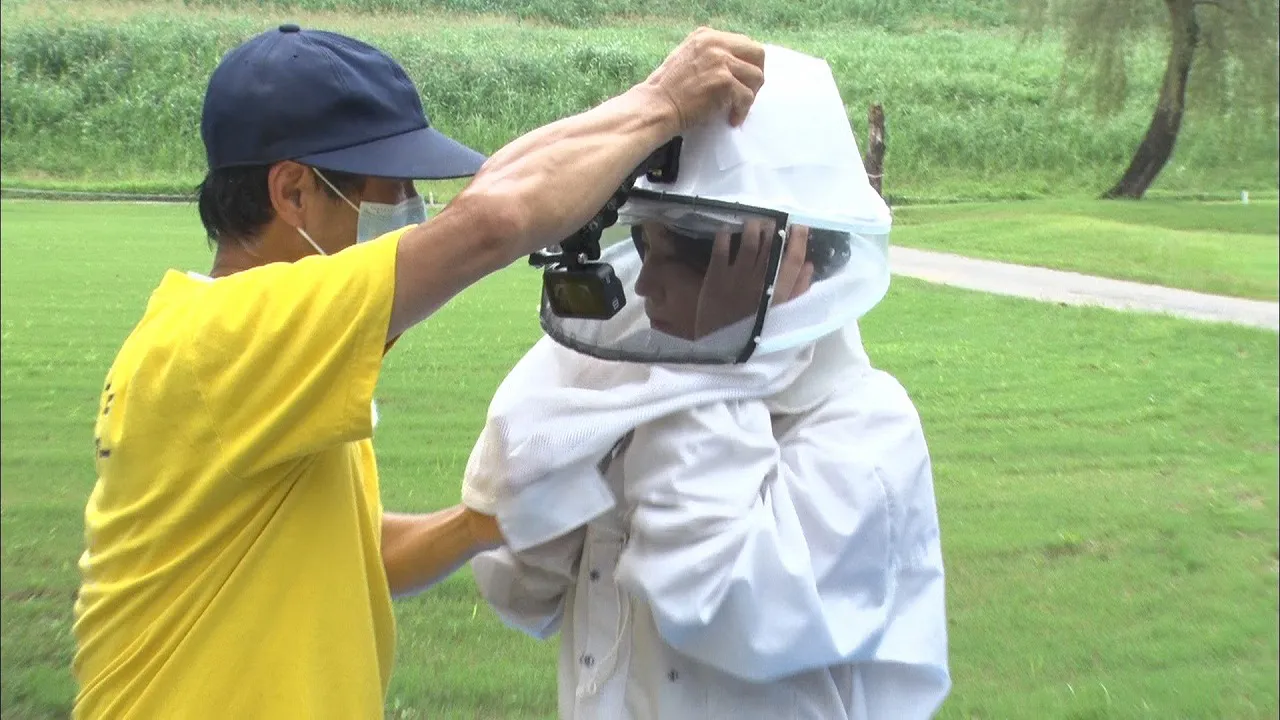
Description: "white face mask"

(312, 168), (427, 245)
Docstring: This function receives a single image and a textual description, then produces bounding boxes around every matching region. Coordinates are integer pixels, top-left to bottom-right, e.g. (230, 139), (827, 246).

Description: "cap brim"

(297, 126), (486, 180)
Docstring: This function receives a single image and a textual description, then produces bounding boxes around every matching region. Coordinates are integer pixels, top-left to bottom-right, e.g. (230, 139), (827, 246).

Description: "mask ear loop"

(313, 168), (361, 213)
(300, 168), (362, 257)
(297, 227), (326, 257)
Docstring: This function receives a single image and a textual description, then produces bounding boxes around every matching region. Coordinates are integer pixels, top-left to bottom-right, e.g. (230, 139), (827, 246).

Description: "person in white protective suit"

(459, 44), (951, 720)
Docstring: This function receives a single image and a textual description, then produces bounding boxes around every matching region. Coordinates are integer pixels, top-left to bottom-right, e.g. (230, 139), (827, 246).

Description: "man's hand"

(644, 26), (767, 130)
(465, 508), (505, 550)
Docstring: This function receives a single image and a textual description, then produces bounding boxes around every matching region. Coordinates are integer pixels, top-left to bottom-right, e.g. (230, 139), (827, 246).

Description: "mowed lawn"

(1, 199), (1276, 719)
(892, 199), (1280, 301)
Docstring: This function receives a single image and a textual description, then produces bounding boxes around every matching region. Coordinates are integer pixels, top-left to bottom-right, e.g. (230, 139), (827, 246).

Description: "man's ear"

(267, 161), (312, 229)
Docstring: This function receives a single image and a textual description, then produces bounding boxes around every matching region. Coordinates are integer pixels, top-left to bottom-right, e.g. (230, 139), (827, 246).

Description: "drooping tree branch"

(1102, 0), (1200, 198)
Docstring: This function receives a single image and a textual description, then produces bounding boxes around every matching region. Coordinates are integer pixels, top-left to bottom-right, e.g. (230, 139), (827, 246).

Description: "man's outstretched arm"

(384, 27), (767, 342)
(381, 508), (503, 597)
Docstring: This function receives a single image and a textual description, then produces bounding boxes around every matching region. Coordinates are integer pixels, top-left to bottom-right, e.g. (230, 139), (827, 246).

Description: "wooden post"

(865, 103), (886, 197)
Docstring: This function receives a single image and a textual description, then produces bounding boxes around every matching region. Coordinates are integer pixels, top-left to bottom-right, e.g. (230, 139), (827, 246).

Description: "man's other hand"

(644, 26), (767, 130)
(465, 508), (505, 551)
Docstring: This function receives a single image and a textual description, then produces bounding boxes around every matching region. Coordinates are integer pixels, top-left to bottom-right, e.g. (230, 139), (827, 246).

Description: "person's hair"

(195, 164), (367, 246)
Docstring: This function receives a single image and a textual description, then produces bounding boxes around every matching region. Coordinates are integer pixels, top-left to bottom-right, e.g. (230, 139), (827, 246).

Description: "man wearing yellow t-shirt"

(71, 22), (768, 720)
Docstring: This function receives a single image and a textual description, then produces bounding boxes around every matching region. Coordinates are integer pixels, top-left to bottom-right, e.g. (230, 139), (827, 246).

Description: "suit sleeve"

(471, 527), (588, 639)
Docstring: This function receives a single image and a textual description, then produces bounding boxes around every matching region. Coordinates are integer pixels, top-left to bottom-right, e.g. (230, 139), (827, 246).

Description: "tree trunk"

(865, 103), (886, 196)
(1102, 0), (1199, 199)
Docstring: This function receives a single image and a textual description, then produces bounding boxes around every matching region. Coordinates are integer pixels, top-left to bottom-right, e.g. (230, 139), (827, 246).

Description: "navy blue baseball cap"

(201, 24), (486, 179)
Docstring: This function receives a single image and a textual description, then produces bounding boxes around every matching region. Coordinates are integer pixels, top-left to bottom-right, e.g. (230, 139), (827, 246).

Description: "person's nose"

(634, 258), (663, 301)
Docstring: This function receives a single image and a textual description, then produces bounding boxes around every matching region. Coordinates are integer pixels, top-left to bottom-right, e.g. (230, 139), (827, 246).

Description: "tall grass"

(2, 4), (1277, 201)
(37, 0), (1018, 30)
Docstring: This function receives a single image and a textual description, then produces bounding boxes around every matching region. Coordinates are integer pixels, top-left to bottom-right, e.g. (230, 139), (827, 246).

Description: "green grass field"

(891, 199), (1280, 300)
(2, 0), (1277, 203)
(1, 199), (1276, 719)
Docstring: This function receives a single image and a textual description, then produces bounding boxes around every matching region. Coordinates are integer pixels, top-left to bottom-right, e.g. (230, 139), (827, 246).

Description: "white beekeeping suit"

(461, 44), (950, 720)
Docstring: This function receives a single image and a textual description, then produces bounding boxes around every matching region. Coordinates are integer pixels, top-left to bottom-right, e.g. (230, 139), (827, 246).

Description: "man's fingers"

(726, 57), (765, 96)
(723, 59), (765, 127)
(715, 30), (766, 69)
(650, 26), (765, 130)
(688, 26), (763, 66)
(726, 78), (759, 127)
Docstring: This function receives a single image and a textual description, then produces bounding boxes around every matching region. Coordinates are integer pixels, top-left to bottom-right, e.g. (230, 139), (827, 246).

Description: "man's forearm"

(457, 82), (680, 258)
(381, 506), (505, 597)
(386, 84), (678, 340)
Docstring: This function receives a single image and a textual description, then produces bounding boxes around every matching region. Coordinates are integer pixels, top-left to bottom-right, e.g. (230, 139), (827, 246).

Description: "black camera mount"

(529, 137), (683, 320)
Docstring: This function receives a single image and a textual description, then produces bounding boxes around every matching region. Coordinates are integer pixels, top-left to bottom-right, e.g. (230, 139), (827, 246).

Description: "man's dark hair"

(195, 165), (367, 246)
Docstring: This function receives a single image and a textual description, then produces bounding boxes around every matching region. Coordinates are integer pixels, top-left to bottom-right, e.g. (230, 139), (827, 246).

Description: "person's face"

(267, 160), (418, 257)
(301, 171), (418, 254)
(632, 223), (706, 339)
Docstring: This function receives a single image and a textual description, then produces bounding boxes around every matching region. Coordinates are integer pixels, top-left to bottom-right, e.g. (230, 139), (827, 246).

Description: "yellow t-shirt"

(72, 230), (406, 719)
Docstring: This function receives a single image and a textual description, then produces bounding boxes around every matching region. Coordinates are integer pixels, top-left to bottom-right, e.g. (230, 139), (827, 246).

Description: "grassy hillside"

(1, 0), (1277, 202)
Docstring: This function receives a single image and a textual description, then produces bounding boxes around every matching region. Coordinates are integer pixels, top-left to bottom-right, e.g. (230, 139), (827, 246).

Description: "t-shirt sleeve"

(186, 230), (404, 477)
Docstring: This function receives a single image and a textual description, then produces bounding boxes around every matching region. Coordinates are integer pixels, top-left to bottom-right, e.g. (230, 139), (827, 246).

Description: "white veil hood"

(619, 43), (893, 359)
(630, 44), (893, 237)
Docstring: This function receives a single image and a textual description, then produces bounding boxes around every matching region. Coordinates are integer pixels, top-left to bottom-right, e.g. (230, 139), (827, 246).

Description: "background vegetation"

(2, 0), (1276, 202)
